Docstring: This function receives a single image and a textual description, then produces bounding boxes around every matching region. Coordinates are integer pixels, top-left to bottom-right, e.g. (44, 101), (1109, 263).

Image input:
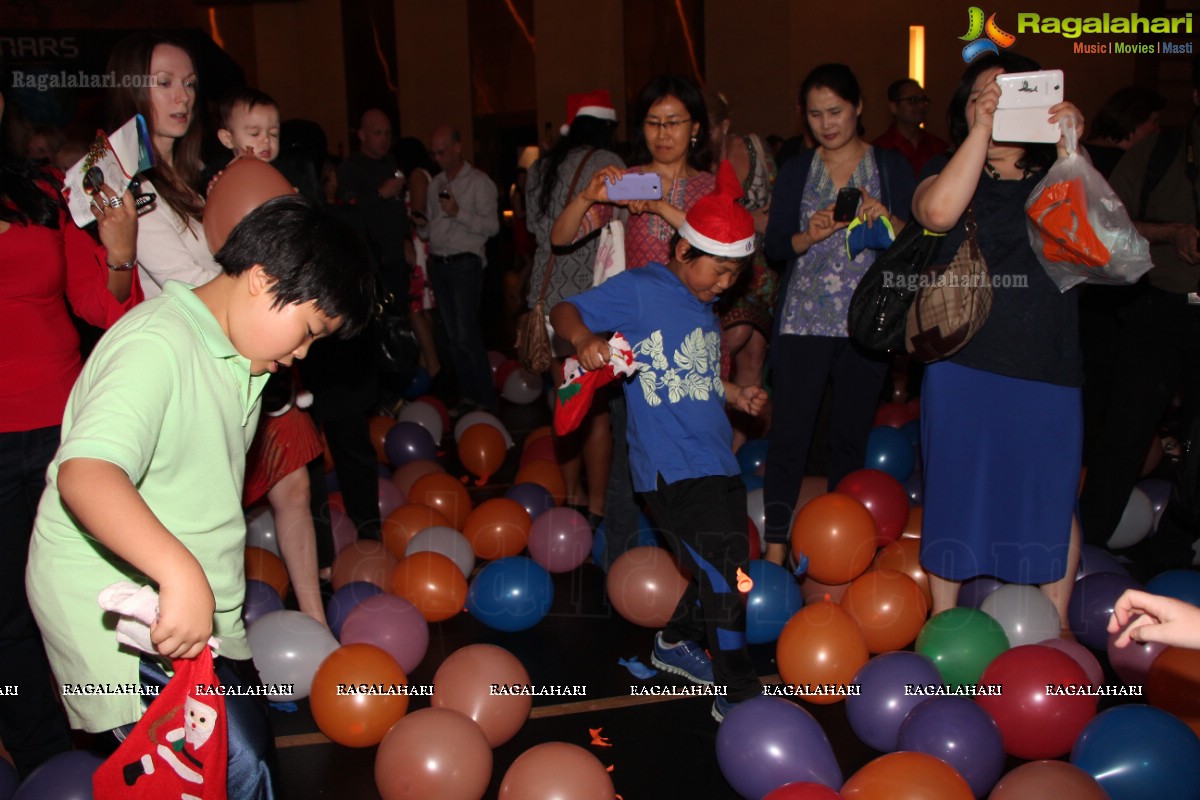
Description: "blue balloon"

(325, 581), (385, 640)
(402, 366), (432, 400)
(384, 420), (437, 467)
(736, 438), (770, 476)
(900, 418), (921, 448)
(903, 469), (924, 506)
(0, 758), (17, 800)
(504, 482), (555, 522)
(866, 426), (915, 483)
(591, 512), (659, 572)
(12, 750), (104, 800)
(1145, 569), (1200, 607)
(846, 651), (943, 752)
(716, 696), (842, 798)
(745, 560), (803, 644)
(1072, 705), (1200, 800)
(243, 579), (285, 626)
(897, 697), (1006, 797)
(466, 556), (554, 632)
(324, 469), (339, 494)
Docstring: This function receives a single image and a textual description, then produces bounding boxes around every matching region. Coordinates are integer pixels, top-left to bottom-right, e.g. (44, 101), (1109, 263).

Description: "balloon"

(736, 438), (770, 475)
(406, 526), (475, 578)
(605, 546), (689, 627)
(1107, 624), (1167, 686)
(765, 784), (843, 800)
(382, 502), (453, 560)
(0, 758), (16, 800)
(519, 435), (557, 467)
(901, 506), (922, 539)
(498, 742), (614, 800)
(914, 608), (1009, 688)
(846, 651), (943, 752)
(873, 401), (911, 429)
(979, 584), (1062, 647)
(340, 594), (430, 674)
(245, 504), (279, 555)
(743, 473), (765, 492)
(896, 697), (1005, 798)
(902, 469), (923, 506)
(325, 581), (384, 639)
(408, 472), (474, 531)
(502, 367), (543, 404)
(836, 469), (909, 547)
(1107, 486), (1154, 548)
(841, 752), (973, 800)
(330, 539), (398, 591)
(989, 761), (1108, 800)
(716, 696), (843, 798)
(1145, 568), (1200, 606)
(900, 419), (921, 448)
(1068, 571), (1141, 650)
(872, 537), (932, 607)
(397, 399), (444, 444)
(402, 366), (431, 399)
(747, 515), (763, 561)
(841, 569), (928, 653)
(390, 551), (468, 623)
(864, 426), (915, 483)
(1075, 543), (1132, 580)
(488, 350), (508, 373)
(458, 423), (507, 484)
(956, 575), (1003, 609)
(390, 459), (445, 496)
(374, 477), (406, 521)
(384, 420), (437, 468)
(745, 560), (805, 644)
(1038, 637), (1105, 688)
(790, 493), (877, 585)
(1071, 705), (1200, 800)
(375, 708), (493, 800)
(1138, 477), (1172, 528)
(504, 482), (556, 522)
(1146, 646), (1200, 735)
(10, 750), (104, 800)
(746, 487), (766, 538)
(413, 395), (451, 437)
(310, 643), (409, 747)
(248, 609), (339, 700)
(454, 410), (513, 448)
(776, 600), (869, 704)
(329, 507), (357, 555)
(527, 506), (592, 573)
(244, 545), (289, 599)
(466, 556), (554, 632)
(244, 579), (284, 626)
(432, 644), (531, 746)
(202, 157), (294, 252)
(513, 460), (566, 505)
(801, 575), (851, 604)
(590, 513), (662, 572)
(462, 498), (532, 560)
(797, 475), (829, 511)
(369, 414), (396, 464)
(523, 425), (553, 449)
(1142, 434), (1164, 477)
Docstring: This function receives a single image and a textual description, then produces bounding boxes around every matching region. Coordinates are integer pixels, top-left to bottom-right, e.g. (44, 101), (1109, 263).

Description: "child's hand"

(729, 384), (768, 416)
(152, 567), (215, 660)
(574, 334), (612, 371)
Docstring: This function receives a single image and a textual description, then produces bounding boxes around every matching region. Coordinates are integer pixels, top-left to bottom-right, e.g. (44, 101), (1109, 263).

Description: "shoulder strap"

(535, 148), (597, 304)
(1139, 129), (1184, 221)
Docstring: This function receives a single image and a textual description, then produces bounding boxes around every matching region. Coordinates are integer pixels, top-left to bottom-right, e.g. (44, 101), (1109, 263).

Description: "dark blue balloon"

(402, 366), (432, 400)
(243, 579), (285, 627)
(0, 758), (17, 800)
(741, 473), (765, 492)
(324, 469), (339, 494)
(957, 576), (1005, 609)
(745, 560), (803, 644)
(1072, 705), (1200, 800)
(1068, 571), (1141, 650)
(326, 581), (384, 640)
(897, 696), (1006, 797)
(384, 420), (437, 467)
(466, 556), (554, 632)
(903, 469), (924, 506)
(866, 426), (915, 483)
(716, 696), (842, 798)
(1145, 569), (1200, 606)
(504, 482), (556, 522)
(900, 419), (921, 448)
(847, 651), (943, 752)
(12, 750), (104, 800)
(736, 438), (770, 476)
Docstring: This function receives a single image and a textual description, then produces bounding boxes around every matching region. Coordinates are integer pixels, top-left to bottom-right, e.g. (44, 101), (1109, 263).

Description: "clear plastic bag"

(1024, 120), (1152, 291)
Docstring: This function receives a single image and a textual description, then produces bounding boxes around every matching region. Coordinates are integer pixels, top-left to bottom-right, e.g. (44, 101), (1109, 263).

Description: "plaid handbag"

(905, 205), (992, 362)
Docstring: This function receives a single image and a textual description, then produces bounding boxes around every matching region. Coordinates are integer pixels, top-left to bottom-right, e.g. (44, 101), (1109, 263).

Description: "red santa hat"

(560, 89), (617, 135)
(678, 160), (756, 258)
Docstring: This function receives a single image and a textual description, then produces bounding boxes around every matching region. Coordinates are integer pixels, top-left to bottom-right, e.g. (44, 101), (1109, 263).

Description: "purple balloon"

(504, 482), (555, 522)
(1076, 543), (1132, 581)
(340, 594), (430, 674)
(1137, 478), (1172, 529)
(325, 581), (383, 639)
(957, 576), (1005, 609)
(1068, 571), (1141, 650)
(329, 507), (357, 556)
(1106, 627), (1167, 686)
(527, 507), (593, 573)
(244, 579), (285, 626)
(377, 477), (406, 519)
(847, 651), (944, 752)
(1039, 637), (1105, 687)
(324, 469), (339, 494)
(12, 750), (104, 800)
(0, 758), (17, 800)
(716, 696), (842, 798)
(384, 420), (437, 468)
(897, 696), (1006, 798)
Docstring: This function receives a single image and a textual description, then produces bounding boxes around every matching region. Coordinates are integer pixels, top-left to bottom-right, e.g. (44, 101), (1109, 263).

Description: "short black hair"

(215, 194), (377, 337)
(800, 63), (863, 109)
(946, 52), (1055, 171)
(887, 78), (921, 103)
(1089, 86), (1166, 143)
(668, 232), (752, 268)
(218, 87), (279, 130)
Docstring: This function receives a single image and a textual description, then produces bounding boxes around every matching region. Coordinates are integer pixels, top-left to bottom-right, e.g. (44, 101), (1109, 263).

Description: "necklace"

(984, 160), (1033, 180)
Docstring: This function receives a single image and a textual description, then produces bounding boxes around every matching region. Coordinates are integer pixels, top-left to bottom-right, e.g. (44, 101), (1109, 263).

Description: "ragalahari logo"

(960, 7), (1017, 62)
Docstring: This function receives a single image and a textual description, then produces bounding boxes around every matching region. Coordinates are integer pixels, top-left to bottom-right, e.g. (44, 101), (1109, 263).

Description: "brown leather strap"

(535, 148), (598, 304)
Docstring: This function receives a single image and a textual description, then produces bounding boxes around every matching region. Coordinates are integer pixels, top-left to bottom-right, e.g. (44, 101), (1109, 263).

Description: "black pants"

(763, 335), (889, 545)
(318, 415), (381, 541)
(1079, 285), (1200, 561)
(641, 475), (759, 702)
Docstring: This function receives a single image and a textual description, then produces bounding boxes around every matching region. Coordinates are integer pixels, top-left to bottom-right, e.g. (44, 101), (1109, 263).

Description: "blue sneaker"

(712, 696), (735, 723)
(650, 632), (713, 685)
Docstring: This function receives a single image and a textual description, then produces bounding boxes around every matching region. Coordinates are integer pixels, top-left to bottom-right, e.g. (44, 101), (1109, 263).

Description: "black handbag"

(847, 223), (945, 353)
(374, 283), (419, 375)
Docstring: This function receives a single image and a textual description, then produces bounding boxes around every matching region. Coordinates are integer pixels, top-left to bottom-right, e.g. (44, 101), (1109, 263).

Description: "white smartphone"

(993, 70), (1064, 144)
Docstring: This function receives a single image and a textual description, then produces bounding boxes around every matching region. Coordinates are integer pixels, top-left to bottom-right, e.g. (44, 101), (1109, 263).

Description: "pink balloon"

(432, 644), (531, 747)
(527, 507), (593, 573)
(330, 507), (357, 555)
(339, 594), (430, 674)
(378, 477), (406, 519)
(499, 742), (614, 800)
(391, 459), (445, 496)
(374, 708), (492, 800)
(1105, 627), (1168, 686)
(1038, 637), (1105, 688)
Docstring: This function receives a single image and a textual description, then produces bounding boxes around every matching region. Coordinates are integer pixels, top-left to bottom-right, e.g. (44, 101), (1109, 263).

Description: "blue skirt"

(919, 362), (1081, 584)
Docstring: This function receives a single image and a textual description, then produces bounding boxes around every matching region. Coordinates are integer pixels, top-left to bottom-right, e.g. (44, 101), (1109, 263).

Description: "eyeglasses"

(899, 96), (931, 106)
(643, 117), (692, 133)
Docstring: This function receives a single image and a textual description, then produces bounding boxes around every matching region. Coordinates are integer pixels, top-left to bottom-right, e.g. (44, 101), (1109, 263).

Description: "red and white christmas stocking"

(554, 332), (639, 436)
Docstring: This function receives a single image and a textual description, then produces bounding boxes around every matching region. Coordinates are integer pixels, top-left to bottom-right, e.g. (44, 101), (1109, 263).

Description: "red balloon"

(520, 435), (558, 467)
(835, 469), (910, 547)
(975, 644), (1097, 759)
(746, 516), (762, 561)
(873, 402), (911, 429)
(203, 158), (294, 252)
(765, 783), (843, 800)
(494, 359), (520, 392)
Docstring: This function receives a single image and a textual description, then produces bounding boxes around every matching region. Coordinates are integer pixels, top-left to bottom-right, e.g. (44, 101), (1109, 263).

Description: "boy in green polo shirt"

(26, 195), (374, 796)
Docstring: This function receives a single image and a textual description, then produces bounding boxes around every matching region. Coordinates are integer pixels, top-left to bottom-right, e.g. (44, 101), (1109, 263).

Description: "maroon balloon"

(835, 469), (909, 547)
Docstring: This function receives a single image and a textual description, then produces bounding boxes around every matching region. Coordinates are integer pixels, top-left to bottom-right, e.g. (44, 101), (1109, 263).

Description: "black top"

(922, 155), (1083, 387)
(336, 152), (410, 276)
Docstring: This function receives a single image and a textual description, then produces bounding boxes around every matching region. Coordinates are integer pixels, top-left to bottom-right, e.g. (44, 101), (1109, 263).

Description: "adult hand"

(439, 190), (459, 217)
(379, 173), (405, 200)
(91, 182), (137, 266)
(1173, 224), (1200, 265)
(580, 166), (628, 204)
(1108, 588), (1200, 650)
(971, 76), (1002, 136)
(806, 206), (848, 244)
(1049, 101), (1086, 157)
(857, 193), (888, 226)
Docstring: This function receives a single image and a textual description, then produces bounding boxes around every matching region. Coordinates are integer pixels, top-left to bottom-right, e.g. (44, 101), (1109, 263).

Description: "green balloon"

(915, 607), (1010, 688)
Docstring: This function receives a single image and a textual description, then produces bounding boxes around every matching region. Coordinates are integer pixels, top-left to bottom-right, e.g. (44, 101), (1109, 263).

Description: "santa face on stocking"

(183, 696), (217, 750)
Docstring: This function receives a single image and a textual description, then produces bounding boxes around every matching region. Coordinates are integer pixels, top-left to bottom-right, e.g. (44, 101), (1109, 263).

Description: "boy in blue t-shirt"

(550, 162), (767, 721)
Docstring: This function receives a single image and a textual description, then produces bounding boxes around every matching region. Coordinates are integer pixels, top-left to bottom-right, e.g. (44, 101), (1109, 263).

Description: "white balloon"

(406, 526), (475, 578)
(502, 367), (544, 405)
(245, 505), (279, 556)
(980, 584), (1061, 647)
(454, 410), (513, 448)
(398, 400), (444, 444)
(746, 488), (765, 539)
(1107, 487), (1154, 549)
(247, 610), (339, 700)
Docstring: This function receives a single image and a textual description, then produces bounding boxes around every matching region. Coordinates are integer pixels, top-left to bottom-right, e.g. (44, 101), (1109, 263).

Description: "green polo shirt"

(27, 281), (268, 733)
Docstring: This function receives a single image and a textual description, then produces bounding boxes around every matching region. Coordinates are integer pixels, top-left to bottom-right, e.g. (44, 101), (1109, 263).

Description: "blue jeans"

(427, 253), (498, 408)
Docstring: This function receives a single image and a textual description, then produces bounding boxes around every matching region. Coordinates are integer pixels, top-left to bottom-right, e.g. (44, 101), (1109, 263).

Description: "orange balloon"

(522, 425), (553, 452)
(606, 546), (689, 628)
(391, 459), (445, 496)
(458, 423), (507, 484)
(901, 506), (922, 539)
(309, 643), (409, 747)
(383, 503), (454, 560)
(331, 540), (398, 591)
(791, 493), (877, 584)
(801, 576), (852, 605)
(776, 600), (868, 704)
(374, 708), (493, 800)
(462, 498), (532, 560)
(368, 414), (396, 464)
(1147, 645), (1200, 736)
(841, 752), (973, 800)
(203, 157), (295, 252)
(514, 459), (566, 506)
(408, 472), (474, 531)
(499, 742), (615, 800)
(872, 538), (932, 608)
(245, 546), (289, 598)
(432, 644), (531, 746)
(391, 551), (468, 622)
(841, 569), (928, 653)
(989, 760), (1108, 800)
